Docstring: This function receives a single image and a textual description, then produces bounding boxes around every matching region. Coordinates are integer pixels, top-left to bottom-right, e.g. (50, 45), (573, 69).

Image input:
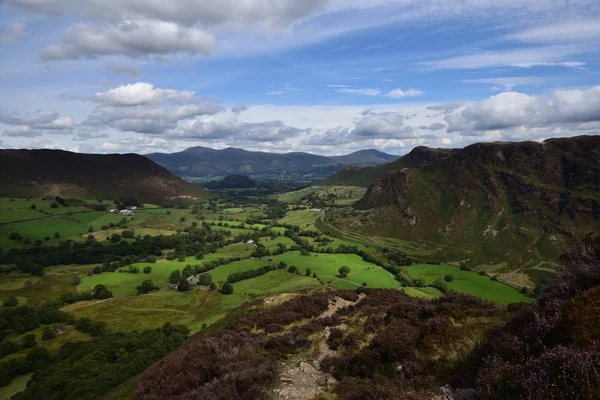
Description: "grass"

(0, 265), (91, 306)
(0, 211), (124, 248)
(232, 270), (318, 295)
(278, 210), (321, 231)
(272, 251), (400, 290)
(78, 242), (260, 296)
(0, 373), (33, 400)
(65, 289), (244, 333)
(403, 264), (534, 305)
(277, 186), (366, 204)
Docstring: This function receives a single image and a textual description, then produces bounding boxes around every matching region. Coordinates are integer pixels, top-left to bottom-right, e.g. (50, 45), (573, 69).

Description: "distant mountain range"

(0, 149), (210, 204)
(146, 147), (399, 179)
(323, 135), (600, 277)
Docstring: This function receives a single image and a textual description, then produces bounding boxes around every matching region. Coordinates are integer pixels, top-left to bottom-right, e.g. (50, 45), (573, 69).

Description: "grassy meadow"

(403, 264), (533, 304)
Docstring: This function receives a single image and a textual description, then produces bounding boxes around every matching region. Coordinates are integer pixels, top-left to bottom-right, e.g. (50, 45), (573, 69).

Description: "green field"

(69, 269), (318, 334)
(403, 264), (534, 304)
(277, 186), (366, 204)
(271, 251), (400, 290)
(78, 242), (259, 296)
(278, 209), (321, 230)
(0, 373), (33, 400)
(0, 211), (125, 248)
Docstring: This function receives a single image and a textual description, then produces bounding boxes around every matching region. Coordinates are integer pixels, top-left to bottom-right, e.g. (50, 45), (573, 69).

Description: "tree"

(9, 232), (20, 241)
(88, 226), (94, 232)
(110, 233), (121, 243)
(137, 280), (158, 295)
(42, 326), (56, 341)
(444, 275), (454, 282)
(432, 277), (448, 293)
(177, 278), (190, 292)
(54, 232), (61, 239)
(50, 202), (58, 208)
(30, 204), (36, 210)
(92, 284), (113, 299)
(26, 347), (51, 370)
(197, 273), (212, 286)
(22, 334), (37, 349)
(3, 296), (18, 307)
(220, 282), (234, 295)
(305, 268), (312, 276)
(288, 266), (298, 274)
(143, 266), (152, 274)
(169, 270), (181, 284)
(338, 265), (351, 278)
(92, 266), (102, 274)
(209, 282), (217, 291)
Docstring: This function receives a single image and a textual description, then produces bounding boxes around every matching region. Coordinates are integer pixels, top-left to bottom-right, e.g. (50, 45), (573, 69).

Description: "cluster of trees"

(11, 323), (188, 400)
(137, 280), (159, 295)
(0, 225), (229, 276)
(226, 265), (277, 284)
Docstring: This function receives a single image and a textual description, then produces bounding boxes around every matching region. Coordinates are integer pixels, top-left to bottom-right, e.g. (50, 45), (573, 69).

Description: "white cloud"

(507, 19), (600, 44)
(351, 110), (419, 139)
(385, 88), (424, 98)
(0, 23), (25, 44)
(424, 46), (586, 70)
(337, 88), (381, 96)
(446, 85), (600, 135)
(105, 63), (140, 77)
(461, 77), (544, 91)
(1, 110), (74, 137)
(42, 20), (215, 60)
(266, 91), (286, 96)
(168, 119), (308, 142)
(92, 82), (195, 107)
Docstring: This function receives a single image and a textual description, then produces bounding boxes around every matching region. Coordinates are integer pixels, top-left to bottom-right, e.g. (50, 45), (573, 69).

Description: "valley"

(0, 136), (598, 400)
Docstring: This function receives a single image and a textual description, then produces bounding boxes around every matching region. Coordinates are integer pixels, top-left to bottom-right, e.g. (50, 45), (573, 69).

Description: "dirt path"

(273, 295), (363, 400)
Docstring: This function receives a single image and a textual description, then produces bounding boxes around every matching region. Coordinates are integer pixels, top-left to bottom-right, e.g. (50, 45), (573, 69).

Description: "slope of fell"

(327, 136), (600, 269)
(0, 149), (210, 204)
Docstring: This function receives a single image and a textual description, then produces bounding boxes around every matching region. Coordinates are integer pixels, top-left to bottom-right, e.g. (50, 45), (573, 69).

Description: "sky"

(0, 0), (599, 156)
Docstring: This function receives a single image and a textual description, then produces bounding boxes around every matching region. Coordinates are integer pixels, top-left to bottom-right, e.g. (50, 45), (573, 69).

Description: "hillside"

(0, 149), (210, 204)
(146, 147), (399, 179)
(330, 149), (399, 166)
(321, 146), (457, 187)
(125, 238), (600, 399)
(326, 136), (600, 277)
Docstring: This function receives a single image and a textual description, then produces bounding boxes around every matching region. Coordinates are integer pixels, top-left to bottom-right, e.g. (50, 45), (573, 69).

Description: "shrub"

(220, 282), (234, 295)
(338, 265), (351, 278)
(3, 296), (18, 307)
(444, 275), (454, 282)
(22, 334), (37, 349)
(371, 322), (421, 362)
(42, 326), (57, 341)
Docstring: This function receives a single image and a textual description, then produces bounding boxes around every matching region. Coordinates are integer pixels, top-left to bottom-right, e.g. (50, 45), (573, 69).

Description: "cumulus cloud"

(419, 122), (446, 130)
(72, 82), (226, 136)
(92, 82), (196, 107)
(42, 20), (215, 60)
(352, 111), (419, 139)
(1, 110), (74, 137)
(385, 88), (424, 98)
(168, 119), (308, 142)
(446, 85), (600, 135)
(232, 104), (248, 115)
(0, 22), (25, 44)
(105, 63), (140, 77)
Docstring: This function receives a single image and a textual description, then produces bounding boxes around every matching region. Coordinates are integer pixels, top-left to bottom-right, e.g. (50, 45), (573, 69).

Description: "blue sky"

(0, 0), (599, 155)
